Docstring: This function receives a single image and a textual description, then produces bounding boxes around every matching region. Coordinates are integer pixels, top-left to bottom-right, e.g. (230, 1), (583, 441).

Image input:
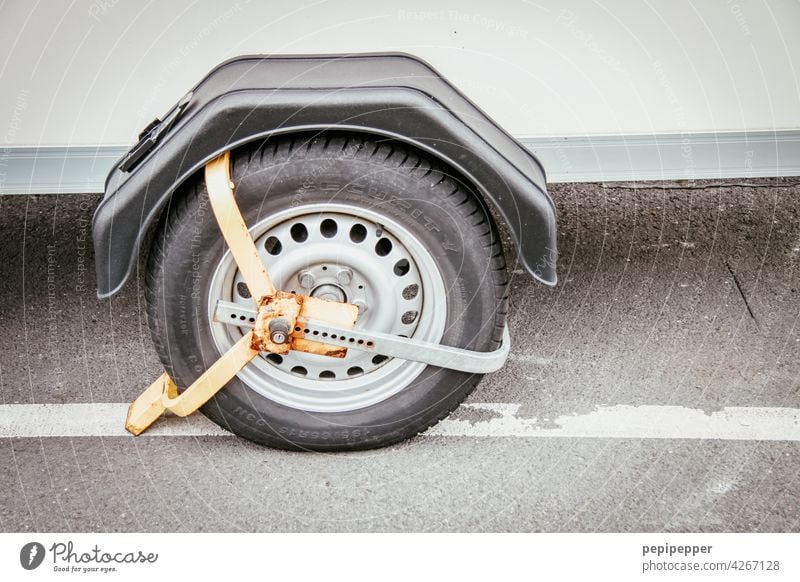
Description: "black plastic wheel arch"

(92, 53), (557, 299)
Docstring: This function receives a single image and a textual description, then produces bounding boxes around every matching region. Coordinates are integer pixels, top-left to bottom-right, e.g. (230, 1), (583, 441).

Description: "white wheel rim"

(207, 203), (447, 412)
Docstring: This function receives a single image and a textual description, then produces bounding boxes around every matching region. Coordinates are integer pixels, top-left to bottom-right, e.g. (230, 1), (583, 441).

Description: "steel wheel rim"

(207, 203), (447, 413)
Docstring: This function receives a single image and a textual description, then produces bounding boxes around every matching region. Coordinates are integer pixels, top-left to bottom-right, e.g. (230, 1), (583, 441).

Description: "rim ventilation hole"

(291, 366), (308, 376)
(349, 223), (367, 243)
(320, 218), (338, 238)
(401, 311), (418, 325)
(393, 259), (410, 276)
(375, 237), (392, 257)
(347, 366), (364, 376)
(372, 355), (389, 365)
(402, 284), (419, 300)
(290, 223), (308, 243)
(266, 353), (283, 364)
(319, 370), (336, 379)
(264, 236), (282, 255)
(236, 281), (251, 298)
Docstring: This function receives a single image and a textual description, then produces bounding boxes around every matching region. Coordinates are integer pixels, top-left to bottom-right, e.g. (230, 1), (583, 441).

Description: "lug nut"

(336, 267), (353, 285)
(299, 270), (315, 289)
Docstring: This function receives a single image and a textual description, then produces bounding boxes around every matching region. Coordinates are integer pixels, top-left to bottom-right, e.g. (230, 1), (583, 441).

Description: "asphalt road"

(1, 179), (799, 532)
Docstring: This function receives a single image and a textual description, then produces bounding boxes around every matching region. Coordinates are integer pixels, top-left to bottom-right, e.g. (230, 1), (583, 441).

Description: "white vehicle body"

(0, 0), (798, 194)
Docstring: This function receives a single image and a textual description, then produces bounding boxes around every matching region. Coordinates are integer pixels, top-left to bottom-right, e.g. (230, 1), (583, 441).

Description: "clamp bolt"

(268, 318), (291, 345)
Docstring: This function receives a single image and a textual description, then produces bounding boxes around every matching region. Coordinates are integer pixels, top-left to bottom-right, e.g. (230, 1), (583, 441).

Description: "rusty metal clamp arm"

(213, 301), (512, 374)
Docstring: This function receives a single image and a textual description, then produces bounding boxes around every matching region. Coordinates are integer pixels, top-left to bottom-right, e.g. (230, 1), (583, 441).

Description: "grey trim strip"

(0, 145), (128, 195)
(522, 130), (800, 183)
(1, 130), (798, 194)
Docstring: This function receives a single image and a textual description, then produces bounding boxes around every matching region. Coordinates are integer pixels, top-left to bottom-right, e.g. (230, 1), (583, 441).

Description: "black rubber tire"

(145, 132), (508, 451)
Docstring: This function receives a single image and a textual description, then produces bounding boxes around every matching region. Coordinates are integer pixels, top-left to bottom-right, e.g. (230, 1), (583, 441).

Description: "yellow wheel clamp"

(126, 151), (511, 436)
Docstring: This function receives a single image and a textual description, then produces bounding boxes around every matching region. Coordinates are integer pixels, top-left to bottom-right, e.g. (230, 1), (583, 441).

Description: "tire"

(145, 132), (508, 451)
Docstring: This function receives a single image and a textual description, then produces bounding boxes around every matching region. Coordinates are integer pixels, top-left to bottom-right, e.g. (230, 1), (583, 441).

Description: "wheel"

(145, 132), (508, 451)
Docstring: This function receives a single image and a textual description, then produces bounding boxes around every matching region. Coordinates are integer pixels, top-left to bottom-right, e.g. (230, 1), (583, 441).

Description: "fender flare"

(92, 53), (557, 298)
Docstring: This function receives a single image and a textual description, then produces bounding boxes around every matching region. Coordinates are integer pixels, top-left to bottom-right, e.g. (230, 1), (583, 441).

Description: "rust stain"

(252, 291), (302, 354)
(251, 291), (358, 358)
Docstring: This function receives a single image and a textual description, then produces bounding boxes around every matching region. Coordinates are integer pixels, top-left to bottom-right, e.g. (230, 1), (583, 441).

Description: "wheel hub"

(311, 283), (347, 303)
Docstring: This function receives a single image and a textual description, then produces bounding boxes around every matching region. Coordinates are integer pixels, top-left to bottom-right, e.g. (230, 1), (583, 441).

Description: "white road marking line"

(429, 403), (800, 440)
(0, 402), (798, 441)
(0, 404), (229, 438)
